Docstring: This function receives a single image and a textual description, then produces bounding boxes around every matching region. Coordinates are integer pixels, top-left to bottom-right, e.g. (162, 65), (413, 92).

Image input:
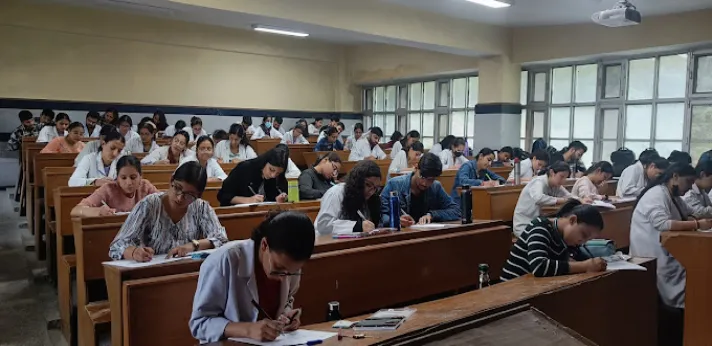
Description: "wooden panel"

(391, 169), (458, 195)
(253, 139), (281, 155)
(339, 160), (391, 186)
(542, 200), (634, 249)
(302, 151), (350, 168)
(287, 144), (316, 168)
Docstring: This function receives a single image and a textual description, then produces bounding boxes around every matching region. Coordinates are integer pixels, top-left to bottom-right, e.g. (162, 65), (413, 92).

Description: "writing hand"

(132, 247), (154, 262)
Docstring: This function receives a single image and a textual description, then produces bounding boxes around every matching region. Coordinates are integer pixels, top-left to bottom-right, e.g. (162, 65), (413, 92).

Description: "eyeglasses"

(331, 162), (340, 174)
(267, 252), (301, 277)
(365, 180), (381, 195)
(171, 182), (199, 203)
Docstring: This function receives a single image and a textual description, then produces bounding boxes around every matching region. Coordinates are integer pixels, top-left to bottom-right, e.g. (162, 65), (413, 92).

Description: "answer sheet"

(229, 329), (336, 346)
(408, 223), (448, 230)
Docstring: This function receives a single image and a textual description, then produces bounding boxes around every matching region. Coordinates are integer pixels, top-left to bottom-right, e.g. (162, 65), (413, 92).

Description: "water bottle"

(388, 191), (401, 231)
(513, 158), (521, 185)
(478, 263), (490, 289)
(326, 301), (342, 321)
(461, 184), (472, 224)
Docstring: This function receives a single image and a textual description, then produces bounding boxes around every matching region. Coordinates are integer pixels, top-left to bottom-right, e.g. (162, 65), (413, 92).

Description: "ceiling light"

(252, 25), (309, 37)
(464, 0), (511, 9)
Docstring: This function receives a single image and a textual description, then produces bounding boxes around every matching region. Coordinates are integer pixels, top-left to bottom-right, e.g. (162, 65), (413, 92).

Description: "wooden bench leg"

(34, 197), (45, 260)
(78, 307), (97, 346)
(58, 255), (75, 344)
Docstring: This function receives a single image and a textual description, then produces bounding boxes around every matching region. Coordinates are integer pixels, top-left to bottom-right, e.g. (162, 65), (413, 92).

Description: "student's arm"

(36, 128), (49, 143)
(335, 140), (344, 151)
(245, 146), (257, 160)
(375, 145), (387, 160)
(455, 164), (484, 187)
(348, 142), (365, 161)
(210, 160), (228, 181)
(71, 186), (113, 217)
(438, 151), (452, 169)
(644, 198), (698, 232)
(108, 198), (151, 260)
(217, 168), (249, 206)
(527, 179), (561, 206)
(68, 155), (95, 187)
(526, 229), (570, 277)
(314, 189), (343, 235)
(298, 171), (325, 200)
(427, 183), (461, 222)
(313, 139), (325, 152)
(488, 169), (506, 184)
(7, 130), (21, 151)
(379, 182), (394, 226)
(683, 193), (712, 219)
(617, 167), (644, 198)
(197, 201), (228, 248)
(140, 147), (163, 165)
(297, 135), (309, 145)
(40, 138), (60, 153)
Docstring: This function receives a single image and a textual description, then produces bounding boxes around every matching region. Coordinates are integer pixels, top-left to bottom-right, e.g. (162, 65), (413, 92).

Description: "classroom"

(3, 0), (712, 345)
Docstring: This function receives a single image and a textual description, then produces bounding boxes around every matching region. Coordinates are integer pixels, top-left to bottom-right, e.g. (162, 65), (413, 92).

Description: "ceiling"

(382, 0), (712, 26)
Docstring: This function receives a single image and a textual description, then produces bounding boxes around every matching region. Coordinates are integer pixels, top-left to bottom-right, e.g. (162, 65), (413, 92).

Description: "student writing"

(180, 136), (227, 182)
(190, 211), (315, 343)
(40, 122), (85, 154)
(214, 124), (257, 163)
(507, 149), (550, 183)
(388, 141), (424, 173)
(188, 116), (208, 144)
(308, 117), (323, 136)
(437, 137), (467, 170)
(125, 121), (159, 154)
(429, 135), (454, 157)
(571, 161), (614, 200)
(682, 160), (712, 219)
(83, 111), (102, 138)
(492, 146), (514, 167)
(74, 125), (117, 166)
(37, 112), (70, 143)
(280, 123), (309, 145)
(344, 123), (364, 151)
(313, 126), (344, 151)
(616, 149), (669, 198)
(389, 130), (420, 159)
(298, 152), (341, 200)
(251, 116), (283, 140)
(117, 115), (139, 143)
(69, 130), (126, 187)
(218, 145), (289, 206)
(348, 127), (387, 161)
(450, 148), (506, 205)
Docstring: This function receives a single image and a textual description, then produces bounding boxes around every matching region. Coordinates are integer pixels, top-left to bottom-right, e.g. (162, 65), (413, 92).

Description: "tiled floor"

(0, 188), (68, 346)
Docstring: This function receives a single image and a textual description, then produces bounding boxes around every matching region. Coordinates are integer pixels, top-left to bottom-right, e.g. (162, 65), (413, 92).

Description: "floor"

(0, 187), (68, 346)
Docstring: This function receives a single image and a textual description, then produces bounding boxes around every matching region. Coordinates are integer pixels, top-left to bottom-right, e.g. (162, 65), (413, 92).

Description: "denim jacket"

(451, 160), (506, 204)
(380, 173), (460, 225)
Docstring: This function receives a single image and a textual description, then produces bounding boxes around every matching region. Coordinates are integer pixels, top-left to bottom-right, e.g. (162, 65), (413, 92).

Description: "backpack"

(610, 147), (635, 177)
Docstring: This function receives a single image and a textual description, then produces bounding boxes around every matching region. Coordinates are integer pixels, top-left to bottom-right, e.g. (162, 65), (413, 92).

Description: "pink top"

(41, 137), (85, 153)
(78, 179), (159, 212)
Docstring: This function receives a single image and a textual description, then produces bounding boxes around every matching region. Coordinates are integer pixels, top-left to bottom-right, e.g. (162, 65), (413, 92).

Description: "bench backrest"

(286, 144), (316, 168)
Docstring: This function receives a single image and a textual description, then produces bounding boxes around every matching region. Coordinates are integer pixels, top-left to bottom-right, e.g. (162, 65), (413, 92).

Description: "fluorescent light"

(252, 25), (309, 37)
(465, 0), (511, 8)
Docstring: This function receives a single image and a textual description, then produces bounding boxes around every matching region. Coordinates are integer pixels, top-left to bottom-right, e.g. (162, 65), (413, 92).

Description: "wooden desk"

(307, 134), (319, 144)
(662, 231), (712, 345)
(542, 200), (634, 249)
(287, 144), (316, 168)
(490, 165), (511, 177)
(23, 142), (47, 231)
(339, 160), (391, 186)
(253, 139), (281, 155)
(34, 153), (77, 260)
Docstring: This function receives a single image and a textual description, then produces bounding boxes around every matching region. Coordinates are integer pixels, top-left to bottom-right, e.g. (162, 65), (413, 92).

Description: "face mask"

(453, 151), (464, 157)
(265, 122), (272, 129)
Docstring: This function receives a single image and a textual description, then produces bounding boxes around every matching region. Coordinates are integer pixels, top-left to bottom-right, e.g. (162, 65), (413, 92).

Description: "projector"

(592, 0), (642, 27)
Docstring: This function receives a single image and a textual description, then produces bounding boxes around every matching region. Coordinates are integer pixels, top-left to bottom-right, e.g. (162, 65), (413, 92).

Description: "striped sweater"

(501, 217), (585, 281)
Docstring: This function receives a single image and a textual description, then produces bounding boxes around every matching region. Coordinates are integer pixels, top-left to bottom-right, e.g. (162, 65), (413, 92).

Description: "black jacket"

(217, 158), (288, 206)
(298, 167), (334, 200)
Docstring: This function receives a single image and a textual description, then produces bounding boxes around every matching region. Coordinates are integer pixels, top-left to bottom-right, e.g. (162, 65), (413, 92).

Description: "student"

(501, 200), (606, 281)
(437, 137), (467, 170)
(308, 117), (323, 135)
(37, 112), (70, 143)
(385, 131), (403, 150)
(126, 122), (159, 154)
(8, 110), (39, 151)
(550, 141), (588, 177)
(115, 115), (138, 144)
(451, 148), (506, 204)
(344, 123), (364, 151)
(389, 141), (424, 173)
(41, 122), (85, 154)
(69, 131), (126, 187)
(314, 160), (382, 235)
(141, 130), (195, 165)
(429, 135), (454, 157)
(242, 116), (257, 136)
(189, 116), (208, 142)
(212, 129), (229, 143)
(492, 146), (514, 167)
(512, 162), (586, 238)
(348, 127), (386, 161)
(272, 116), (285, 135)
(102, 108), (119, 127)
(313, 127), (344, 152)
(218, 145), (289, 206)
(180, 136), (227, 182)
(571, 161), (614, 200)
(84, 111), (102, 137)
(316, 122), (344, 143)
(108, 161), (228, 260)
(251, 116), (283, 140)
(617, 150), (669, 198)
(281, 123), (309, 145)
(38, 109), (55, 129)
(381, 153), (460, 226)
(152, 110), (169, 133)
(507, 149), (550, 183)
(630, 164), (712, 345)
(389, 130), (420, 159)
(164, 119), (187, 138)
(667, 150), (692, 166)
(298, 152), (341, 200)
(214, 124), (256, 163)
(682, 160), (712, 219)
(190, 211), (314, 343)
(71, 156), (159, 217)
(75, 125), (118, 166)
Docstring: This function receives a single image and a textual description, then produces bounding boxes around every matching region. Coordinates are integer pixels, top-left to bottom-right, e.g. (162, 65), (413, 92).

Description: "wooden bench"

(391, 169), (458, 194)
(34, 153), (77, 259)
(287, 144), (316, 169)
(252, 138), (281, 155)
(23, 142), (47, 235)
(302, 151), (351, 169)
(339, 160), (391, 186)
(542, 199), (635, 249)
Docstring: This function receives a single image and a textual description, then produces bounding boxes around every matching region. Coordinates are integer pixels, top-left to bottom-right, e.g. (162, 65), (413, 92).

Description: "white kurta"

(437, 149), (469, 170)
(125, 137), (159, 154)
(682, 183), (712, 219)
(179, 157), (227, 180)
(507, 158), (536, 181)
(83, 124), (101, 138)
(617, 161), (646, 198)
(630, 185), (688, 308)
(388, 151), (410, 173)
(37, 126), (67, 143)
(122, 130), (140, 144)
(390, 141), (403, 159)
(280, 130), (309, 145)
(140, 146), (195, 165)
(348, 138), (387, 161)
(74, 140), (101, 167)
(571, 176), (601, 199)
(512, 174), (572, 237)
(213, 141), (256, 163)
(250, 127), (283, 140)
(69, 152), (123, 186)
(308, 124), (320, 135)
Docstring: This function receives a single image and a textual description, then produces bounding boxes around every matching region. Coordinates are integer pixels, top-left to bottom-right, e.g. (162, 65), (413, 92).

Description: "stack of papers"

(592, 200), (616, 209)
(229, 329), (336, 346)
(103, 247), (223, 268)
(602, 252), (646, 271)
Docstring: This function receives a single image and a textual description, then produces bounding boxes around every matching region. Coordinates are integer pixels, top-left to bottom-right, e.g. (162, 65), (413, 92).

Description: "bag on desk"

(584, 239), (616, 258)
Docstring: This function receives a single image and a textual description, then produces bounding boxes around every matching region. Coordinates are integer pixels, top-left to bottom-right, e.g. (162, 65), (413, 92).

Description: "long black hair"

(116, 155), (142, 175)
(539, 161), (570, 177)
(584, 161), (614, 175)
(153, 110), (168, 131)
(341, 160), (382, 225)
(251, 211), (315, 262)
(551, 199), (604, 230)
(405, 141), (424, 154)
(400, 130), (420, 149)
(439, 135), (456, 150)
(172, 160), (207, 194)
(256, 144), (290, 172)
(101, 130), (125, 151)
(229, 123), (252, 148)
(637, 163), (696, 205)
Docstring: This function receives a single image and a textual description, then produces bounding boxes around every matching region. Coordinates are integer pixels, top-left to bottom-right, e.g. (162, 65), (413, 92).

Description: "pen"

(400, 208), (409, 216)
(248, 185), (258, 196)
(250, 299), (275, 320)
(582, 244), (595, 259)
(304, 341), (322, 346)
(356, 210), (367, 221)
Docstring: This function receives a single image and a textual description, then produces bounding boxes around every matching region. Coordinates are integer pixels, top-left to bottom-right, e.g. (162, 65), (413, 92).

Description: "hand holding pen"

(250, 299), (285, 341)
(130, 245), (154, 262)
(276, 186), (288, 203)
(248, 186), (265, 204)
(357, 210), (376, 233)
(399, 208), (415, 228)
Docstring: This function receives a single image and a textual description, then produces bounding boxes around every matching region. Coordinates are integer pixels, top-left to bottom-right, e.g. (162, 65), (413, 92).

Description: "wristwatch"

(191, 239), (200, 251)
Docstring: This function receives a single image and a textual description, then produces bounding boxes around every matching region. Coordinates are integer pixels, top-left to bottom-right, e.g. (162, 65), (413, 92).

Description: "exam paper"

(229, 329), (336, 346)
(603, 252), (646, 271)
(409, 223), (447, 230)
(591, 200), (616, 209)
(102, 247), (222, 268)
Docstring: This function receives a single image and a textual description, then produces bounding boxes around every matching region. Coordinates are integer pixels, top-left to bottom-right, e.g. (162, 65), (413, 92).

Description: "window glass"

(398, 86), (408, 109)
(374, 86), (385, 111)
(452, 78), (467, 108)
(364, 89), (373, 110)
(575, 64), (597, 103)
(550, 107), (571, 138)
(624, 141), (652, 158)
(450, 111), (465, 137)
(520, 110), (527, 138)
(628, 58), (655, 100)
(691, 143), (711, 164)
(385, 86), (397, 112)
(691, 105), (712, 144)
(573, 106), (595, 138)
(520, 71), (528, 106)
(468, 77), (479, 108)
(655, 142), (682, 159)
(438, 81), (449, 107)
(422, 113), (435, 137)
(423, 82), (436, 109)
(601, 140), (618, 162)
(654, 103), (685, 140)
(533, 111), (545, 138)
(467, 110), (475, 139)
(409, 113), (422, 133)
(438, 114), (449, 138)
(409, 83), (422, 110)
(603, 65), (622, 99)
(625, 105), (653, 140)
(602, 109), (619, 140)
(374, 114), (384, 129)
(422, 137), (434, 149)
(534, 73), (547, 102)
(549, 140), (570, 152)
(579, 140), (595, 167)
(385, 114), (396, 135)
(694, 55), (712, 93)
(552, 67), (573, 104)
(658, 54), (688, 99)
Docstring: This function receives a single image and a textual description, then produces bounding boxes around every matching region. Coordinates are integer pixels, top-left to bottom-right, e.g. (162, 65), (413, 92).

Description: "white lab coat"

(74, 140), (101, 167)
(69, 152), (122, 186)
(286, 158), (301, 179)
(348, 138), (387, 161)
(280, 130), (309, 145)
(314, 184), (371, 235)
(140, 146), (195, 165)
(179, 157), (227, 180)
(630, 185), (688, 308)
(388, 150), (410, 173)
(512, 175), (572, 237)
(344, 135), (360, 151)
(308, 124), (320, 135)
(83, 124), (101, 138)
(251, 126), (283, 140)
(37, 126), (67, 143)
(188, 129), (208, 143)
(163, 125), (178, 138)
(507, 158), (536, 181)
(617, 161), (646, 198)
(122, 130), (140, 144)
(390, 141), (403, 159)
(429, 143), (443, 156)
(125, 137), (159, 154)
(438, 149), (469, 170)
(682, 183), (712, 219)
(213, 141), (256, 163)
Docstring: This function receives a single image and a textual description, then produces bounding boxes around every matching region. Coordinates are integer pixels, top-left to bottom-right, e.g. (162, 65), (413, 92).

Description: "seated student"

(430, 135), (454, 157)
(630, 163), (712, 345)
(38, 109), (55, 130)
(315, 160), (382, 235)
(316, 122), (344, 143)
(313, 126), (344, 151)
(385, 131), (403, 150)
(71, 156), (159, 217)
(389, 141), (424, 173)
(295, 118), (308, 129)
(69, 130), (126, 187)
(84, 111), (102, 138)
(117, 115), (139, 143)
(188, 116), (208, 144)
(141, 130), (195, 165)
(437, 137), (467, 170)
(550, 141), (588, 177)
(41, 122), (85, 153)
(164, 119), (187, 138)
(272, 116), (285, 135)
(218, 145), (289, 206)
(108, 161), (228, 261)
(492, 146), (514, 167)
(616, 149), (669, 198)
(348, 127), (386, 161)
(344, 123), (364, 151)
(512, 162), (589, 238)
(683, 160), (712, 219)
(251, 116), (283, 140)
(507, 149), (550, 183)
(180, 136), (227, 182)
(215, 124), (257, 163)
(381, 153), (460, 226)
(667, 150), (692, 166)
(75, 125), (117, 166)
(101, 108), (119, 127)
(37, 112), (70, 143)
(390, 130), (420, 159)
(298, 152), (341, 200)
(571, 161), (614, 200)
(152, 110), (169, 134)
(281, 123), (309, 145)
(451, 148), (506, 204)
(190, 211), (314, 343)
(212, 129), (229, 144)
(308, 117), (323, 136)
(501, 200), (606, 281)
(8, 110), (40, 152)
(125, 121), (159, 154)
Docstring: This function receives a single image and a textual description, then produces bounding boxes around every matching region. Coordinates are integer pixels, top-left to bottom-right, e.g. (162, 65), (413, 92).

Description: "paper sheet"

(113, 211), (131, 215)
(603, 252), (646, 271)
(234, 201), (279, 207)
(591, 200), (616, 209)
(229, 329), (336, 346)
(408, 223), (447, 230)
(102, 247), (222, 268)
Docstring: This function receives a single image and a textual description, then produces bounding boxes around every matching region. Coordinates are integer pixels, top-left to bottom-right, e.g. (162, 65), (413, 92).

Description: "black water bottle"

(478, 263), (491, 289)
(461, 184), (472, 224)
(326, 301), (342, 321)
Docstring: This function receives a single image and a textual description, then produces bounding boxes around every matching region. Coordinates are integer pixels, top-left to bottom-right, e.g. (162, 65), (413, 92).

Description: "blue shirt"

(451, 160), (506, 205)
(314, 137), (344, 151)
(380, 172), (460, 225)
